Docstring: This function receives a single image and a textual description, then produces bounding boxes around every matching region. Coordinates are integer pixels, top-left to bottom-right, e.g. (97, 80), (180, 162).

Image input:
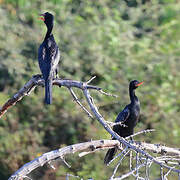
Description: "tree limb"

(8, 140), (119, 180)
(8, 139), (180, 180)
(0, 75), (104, 118)
(6, 76), (180, 179)
(82, 86), (180, 174)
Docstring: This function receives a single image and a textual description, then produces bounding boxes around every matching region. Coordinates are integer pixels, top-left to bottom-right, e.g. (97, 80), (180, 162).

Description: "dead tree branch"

(8, 139), (180, 180)
(82, 84), (180, 175)
(7, 76), (180, 179)
(8, 140), (120, 180)
(0, 75), (111, 118)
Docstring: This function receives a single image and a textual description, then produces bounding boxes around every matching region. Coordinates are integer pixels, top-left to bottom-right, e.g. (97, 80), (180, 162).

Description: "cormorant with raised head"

(104, 80), (144, 165)
(38, 12), (60, 104)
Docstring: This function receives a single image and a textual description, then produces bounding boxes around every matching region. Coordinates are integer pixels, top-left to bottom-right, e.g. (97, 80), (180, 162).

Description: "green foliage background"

(0, 0), (179, 179)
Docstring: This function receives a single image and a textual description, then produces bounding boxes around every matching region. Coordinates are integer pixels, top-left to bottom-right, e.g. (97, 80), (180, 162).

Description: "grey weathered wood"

(8, 139), (180, 180)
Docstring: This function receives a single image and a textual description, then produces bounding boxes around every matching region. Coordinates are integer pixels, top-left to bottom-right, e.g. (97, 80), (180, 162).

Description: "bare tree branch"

(104, 121), (127, 128)
(82, 87), (180, 174)
(110, 148), (130, 179)
(6, 76), (180, 179)
(125, 129), (155, 140)
(145, 158), (150, 179)
(8, 139), (180, 180)
(98, 89), (118, 98)
(8, 140), (120, 180)
(135, 152), (140, 179)
(164, 166), (176, 180)
(66, 173), (81, 180)
(113, 163), (146, 180)
(68, 87), (93, 119)
(0, 75), (105, 118)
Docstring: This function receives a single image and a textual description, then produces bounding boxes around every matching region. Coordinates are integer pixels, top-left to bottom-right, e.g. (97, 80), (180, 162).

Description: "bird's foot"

(53, 76), (61, 87)
(129, 137), (134, 143)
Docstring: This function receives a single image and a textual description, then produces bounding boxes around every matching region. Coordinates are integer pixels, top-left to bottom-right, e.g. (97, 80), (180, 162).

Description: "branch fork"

(5, 75), (180, 180)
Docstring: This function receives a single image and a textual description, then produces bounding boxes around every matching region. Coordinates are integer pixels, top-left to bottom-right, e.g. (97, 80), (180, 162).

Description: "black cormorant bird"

(104, 80), (144, 165)
(38, 12), (60, 104)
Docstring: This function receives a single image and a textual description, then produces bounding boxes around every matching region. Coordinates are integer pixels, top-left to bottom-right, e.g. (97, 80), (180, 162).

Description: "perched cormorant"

(104, 80), (144, 165)
(38, 12), (60, 104)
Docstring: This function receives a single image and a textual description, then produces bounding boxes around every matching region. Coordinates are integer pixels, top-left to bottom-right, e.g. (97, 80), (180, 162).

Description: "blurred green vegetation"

(0, 0), (180, 179)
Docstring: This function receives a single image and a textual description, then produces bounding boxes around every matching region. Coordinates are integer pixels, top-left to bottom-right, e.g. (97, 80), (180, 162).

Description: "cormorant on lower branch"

(104, 80), (144, 165)
(38, 12), (60, 104)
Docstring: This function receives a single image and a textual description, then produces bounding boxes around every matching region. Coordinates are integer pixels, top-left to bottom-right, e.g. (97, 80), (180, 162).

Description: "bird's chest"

(128, 104), (140, 125)
(132, 104), (140, 116)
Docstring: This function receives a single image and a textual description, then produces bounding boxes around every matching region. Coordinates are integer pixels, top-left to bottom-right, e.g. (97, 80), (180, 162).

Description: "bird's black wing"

(115, 106), (130, 123)
(48, 36), (60, 62)
(38, 43), (47, 73)
(47, 35), (60, 76)
(104, 107), (130, 164)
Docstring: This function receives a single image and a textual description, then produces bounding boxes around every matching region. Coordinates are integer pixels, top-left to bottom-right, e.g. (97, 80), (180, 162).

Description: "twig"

(86, 76), (96, 84)
(156, 156), (180, 162)
(130, 150), (133, 170)
(98, 89), (118, 98)
(164, 166), (175, 180)
(66, 173), (81, 180)
(110, 148), (130, 179)
(160, 166), (164, 180)
(145, 158), (150, 180)
(68, 87), (93, 118)
(125, 129), (155, 140)
(62, 157), (71, 168)
(48, 161), (56, 170)
(104, 121), (127, 128)
(136, 152), (139, 179)
(23, 176), (32, 180)
(113, 163), (146, 180)
(108, 147), (129, 166)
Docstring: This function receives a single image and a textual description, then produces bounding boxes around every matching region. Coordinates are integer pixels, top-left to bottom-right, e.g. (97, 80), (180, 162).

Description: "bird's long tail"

(45, 78), (52, 104)
(104, 148), (117, 165)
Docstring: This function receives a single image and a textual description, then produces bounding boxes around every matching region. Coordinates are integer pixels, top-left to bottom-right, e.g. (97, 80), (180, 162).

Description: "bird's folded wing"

(115, 106), (130, 123)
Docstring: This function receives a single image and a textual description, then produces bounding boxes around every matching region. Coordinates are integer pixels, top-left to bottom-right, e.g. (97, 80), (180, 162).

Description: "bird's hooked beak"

(39, 14), (45, 21)
(136, 81), (144, 87)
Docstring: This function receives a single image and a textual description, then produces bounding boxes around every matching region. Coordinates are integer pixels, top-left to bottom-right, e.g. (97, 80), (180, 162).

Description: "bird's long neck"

(129, 88), (138, 104)
(44, 24), (53, 40)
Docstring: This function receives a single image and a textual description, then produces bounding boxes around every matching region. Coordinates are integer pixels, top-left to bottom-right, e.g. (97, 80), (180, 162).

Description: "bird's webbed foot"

(129, 137), (134, 143)
(53, 74), (61, 88)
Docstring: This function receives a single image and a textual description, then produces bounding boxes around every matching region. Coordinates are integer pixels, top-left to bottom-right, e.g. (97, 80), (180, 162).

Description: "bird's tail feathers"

(44, 78), (52, 104)
(104, 148), (117, 165)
